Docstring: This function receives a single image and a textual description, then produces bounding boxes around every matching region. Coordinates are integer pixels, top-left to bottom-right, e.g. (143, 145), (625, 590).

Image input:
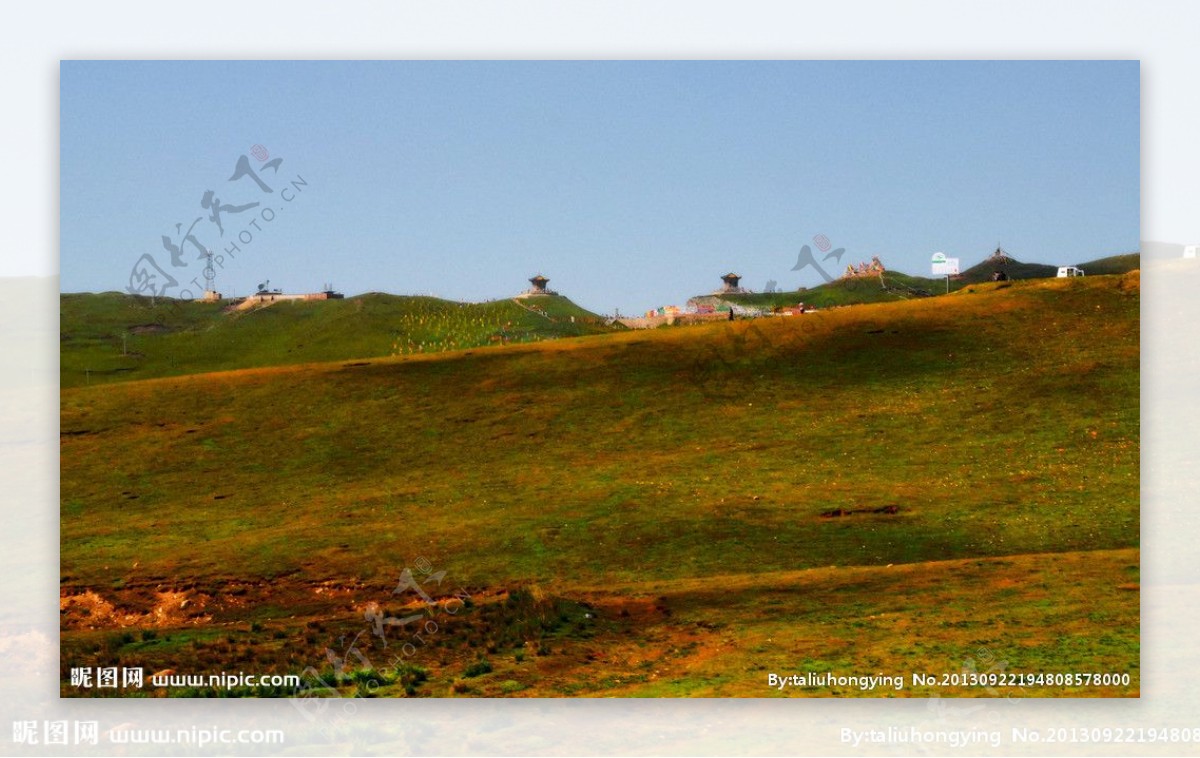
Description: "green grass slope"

(957, 252), (1139, 285)
(62, 274), (1138, 588)
(60, 292), (615, 388)
(1076, 252), (1141, 276)
(720, 271), (948, 312)
(60, 273), (1140, 696)
(958, 257), (1058, 285)
(720, 252), (1139, 311)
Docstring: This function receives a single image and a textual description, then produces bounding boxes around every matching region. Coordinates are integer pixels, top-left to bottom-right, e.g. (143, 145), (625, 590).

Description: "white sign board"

(932, 258), (959, 276)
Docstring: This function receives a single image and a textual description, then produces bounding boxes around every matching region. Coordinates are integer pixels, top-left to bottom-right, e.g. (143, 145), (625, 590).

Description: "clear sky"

(60, 60), (1139, 315)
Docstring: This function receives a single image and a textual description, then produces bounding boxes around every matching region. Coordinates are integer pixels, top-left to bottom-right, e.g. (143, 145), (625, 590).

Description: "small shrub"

(355, 680), (377, 698)
(402, 665), (429, 685)
(464, 658), (493, 678)
(341, 667), (395, 687)
(507, 588), (534, 606)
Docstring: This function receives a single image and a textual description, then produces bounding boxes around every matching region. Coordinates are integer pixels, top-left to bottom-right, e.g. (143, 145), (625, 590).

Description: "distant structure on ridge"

(988, 246), (1013, 281)
(842, 256), (886, 278)
(229, 280), (343, 312)
(200, 249), (221, 302)
(518, 274), (556, 298)
(988, 246), (1013, 266)
(719, 272), (747, 294)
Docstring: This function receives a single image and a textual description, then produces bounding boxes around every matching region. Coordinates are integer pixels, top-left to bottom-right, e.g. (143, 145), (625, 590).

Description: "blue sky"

(60, 60), (1139, 315)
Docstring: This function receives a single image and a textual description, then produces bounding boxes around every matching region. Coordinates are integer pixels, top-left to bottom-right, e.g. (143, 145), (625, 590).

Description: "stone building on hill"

(719, 272), (748, 294)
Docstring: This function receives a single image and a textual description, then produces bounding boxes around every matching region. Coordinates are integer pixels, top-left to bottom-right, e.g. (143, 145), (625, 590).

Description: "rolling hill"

(59, 291), (616, 388)
(719, 270), (942, 310)
(715, 252), (1140, 310)
(60, 273), (1140, 697)
(1077, 252), (1142, 276)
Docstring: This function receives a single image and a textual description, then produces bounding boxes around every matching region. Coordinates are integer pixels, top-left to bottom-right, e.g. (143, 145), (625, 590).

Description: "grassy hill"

(721, 271), (944, 311)
(1077, 252), (1141, 276)
(717, 252), (1140, 311)
(958, 252), (1140, 284)
(957, 257), (1057, 285)
(60, 273), (1139, 697)
(59, 291), (615, 388)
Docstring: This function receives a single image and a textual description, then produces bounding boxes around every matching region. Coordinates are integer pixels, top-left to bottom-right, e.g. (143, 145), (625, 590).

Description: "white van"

(1057, 266), (1085, 278)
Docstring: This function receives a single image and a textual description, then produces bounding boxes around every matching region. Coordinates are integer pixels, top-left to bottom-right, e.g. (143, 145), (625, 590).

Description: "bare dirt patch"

(60, 589), (212, 630)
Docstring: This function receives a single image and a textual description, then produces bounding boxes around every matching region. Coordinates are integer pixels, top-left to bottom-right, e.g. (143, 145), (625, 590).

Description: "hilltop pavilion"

(719, 272), (747, 294)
